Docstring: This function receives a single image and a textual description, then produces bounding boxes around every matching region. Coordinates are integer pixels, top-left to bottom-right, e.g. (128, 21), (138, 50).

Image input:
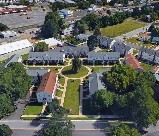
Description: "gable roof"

(2, 54), (22, 69)
(97, 35), (113, 46)
(37, 72), (57, 94)
(28, 52), (65, 61)
(26, 69), (50, 77)
(125, 54), (143, 71)
(0, 39), (32, 55)
(88, 52), (120, 59)
(112, 42), (132, 51)
(139, 47), (156, 55)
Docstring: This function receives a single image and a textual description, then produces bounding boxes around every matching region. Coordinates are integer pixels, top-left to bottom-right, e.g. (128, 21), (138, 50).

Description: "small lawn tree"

(72, 57), (81, 73)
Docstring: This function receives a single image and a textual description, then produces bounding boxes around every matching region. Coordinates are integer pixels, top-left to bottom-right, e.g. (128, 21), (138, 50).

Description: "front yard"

(101, 18), (146, 37)
(63, 79), (80, 115)
(62, 66), (89, 78)
(27, 67), (61, 73)
(141, 62), (155, 71)
(23, 103), (43, 115)
(125, 37), (156, 49)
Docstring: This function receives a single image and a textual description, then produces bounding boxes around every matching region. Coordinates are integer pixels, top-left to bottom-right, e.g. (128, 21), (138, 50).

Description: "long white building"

(0, 39), (33, 61)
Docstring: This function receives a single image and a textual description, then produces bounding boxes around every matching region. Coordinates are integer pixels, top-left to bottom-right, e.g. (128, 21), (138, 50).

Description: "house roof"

(37, 72), (57, 94)
(125, 54), (143, 71)
(76, 34), (89, 40)
(26, 69), (50, 77)
(97, 35), (113, 46)
(2, 54), (22, 69)
(50, 45), (89, 56)
(0, 39), (32, 55)
(28, 52), (65, 61)
(112, 42), (132, 52)
(88, 52), (120, 59)
(139, 47), (156, 55)
(89, 68), (110, 96)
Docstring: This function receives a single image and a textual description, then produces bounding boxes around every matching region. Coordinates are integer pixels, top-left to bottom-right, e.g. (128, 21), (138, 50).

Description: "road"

(0, 120), (108, 136)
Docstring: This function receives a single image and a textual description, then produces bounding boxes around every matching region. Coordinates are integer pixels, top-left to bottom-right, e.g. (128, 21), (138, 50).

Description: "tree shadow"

(92, 120), (111, 136)
(29, 119), (41, 127)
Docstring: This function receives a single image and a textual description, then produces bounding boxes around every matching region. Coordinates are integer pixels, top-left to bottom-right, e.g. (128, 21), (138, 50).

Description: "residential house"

(87, 52), (120, 64)
(124, 54), (143, 72)
(89, 68), (110, 97)
(26, 68), (50, 84)
(0, 39), (33, 61)
(51, 45), (89, 58)
(138, 32), (151, 42)
(59, 9), (73, 18)
(138, 47), (156, 63)
(151, 66), (159, 82)
(97, 35), (114, 48)
(111, 42), (133, 57)
(2, 54), (22, 69)
(76, 34), (89, 41)
(28, 52), (65, 64)
(36, 72), (58, 103)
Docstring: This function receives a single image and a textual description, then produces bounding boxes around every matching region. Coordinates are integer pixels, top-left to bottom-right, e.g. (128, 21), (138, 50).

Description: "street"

(0, 120), (108, 136)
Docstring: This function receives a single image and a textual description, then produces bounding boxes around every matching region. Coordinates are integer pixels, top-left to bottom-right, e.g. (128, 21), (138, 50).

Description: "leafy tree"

(73, 20), (87, 35)
(34, 42), (48, 52)
(42, 119), (74, 136)
(0, 124), (12, 136)
(72, 58), (81, 73)
(103, 64), (137, 93)
(0, 23), (8, 31)
(45, 99), (68, 118)
(77, 1), (89, 10)
(91, 89), (114, 112)
(111, 124), (141, 136)
(87, 35), (98, 51)
(41, 19), (59, 38)
(0, 94), (14, 119)
(151, 12), (158, 22)
(93, 27), (101, 36)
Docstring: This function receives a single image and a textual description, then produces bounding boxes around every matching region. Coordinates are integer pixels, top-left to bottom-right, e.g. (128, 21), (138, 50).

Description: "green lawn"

(58, 76), (65, 86)
(27, 67), (61, 73)
(22, 53), (29, 61)
(64, 79), (80, 115)
(126, 37), (156, 49)
(133, 49), (139, 55)
(91, 67), (111, 73)
(101, 19), (146, 37)
(23, 103), (43, 115)
(62, 66), (89, 78)
(56, 89), (63, 97)
(141, 62), (154, 71)
(98, 49), (110, 52)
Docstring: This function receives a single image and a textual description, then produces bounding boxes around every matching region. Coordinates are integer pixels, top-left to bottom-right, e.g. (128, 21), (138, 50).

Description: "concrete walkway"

(41, 105), (47, 114)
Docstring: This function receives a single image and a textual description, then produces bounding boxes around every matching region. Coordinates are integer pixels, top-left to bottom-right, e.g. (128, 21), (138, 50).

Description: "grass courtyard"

(63, 79), (80, 115)
(141, 62), (155, 71)
(62, 66), (89, 78)
(23, 103), (43, 115)
(101, 18), (146, 37)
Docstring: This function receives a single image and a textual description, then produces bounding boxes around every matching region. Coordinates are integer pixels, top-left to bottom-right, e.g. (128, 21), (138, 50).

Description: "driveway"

(2, 100), (26, 120)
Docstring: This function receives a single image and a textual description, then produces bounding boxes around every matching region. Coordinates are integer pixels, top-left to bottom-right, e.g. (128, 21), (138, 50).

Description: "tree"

(41, 19), (59, 38)
(0, 94), (14, 119)
(77, 1), (89, 10)
(111, 124), (141, 136)
(42, 119), (74, 136)
(93, 27), (101, 36)
(45, 99), (68, 118)
(103, 64), (137, 93)
(151, 12), (158, 22)
(34, 42), (49, 52)
(0, 124), (12, 136)
(72, 58), (81, 73)
(73, 20), (87, 35)
(0, 23), (8, 31)
(87, 35), (98, 51)
(91, 89), (114, 112)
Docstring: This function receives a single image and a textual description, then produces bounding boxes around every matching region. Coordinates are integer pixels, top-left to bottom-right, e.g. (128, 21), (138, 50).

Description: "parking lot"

(0, 7), (46, 29)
